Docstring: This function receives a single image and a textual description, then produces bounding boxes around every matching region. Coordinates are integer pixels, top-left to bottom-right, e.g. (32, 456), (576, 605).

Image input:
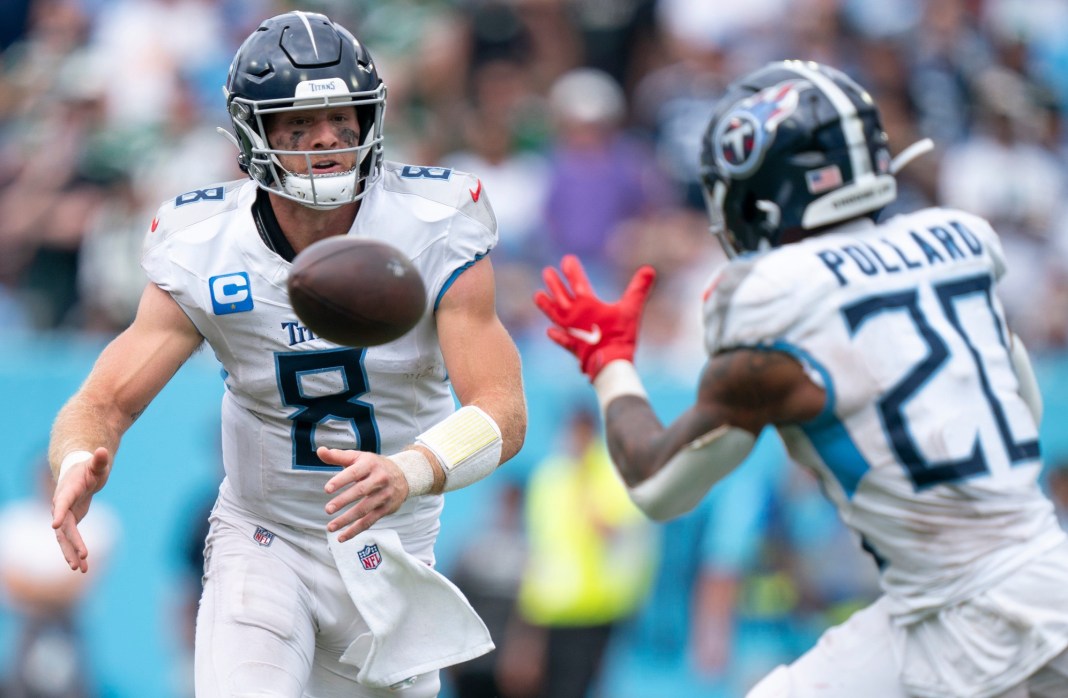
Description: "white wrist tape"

(415, 405), (502, 492)
(58, 450), (93, 481)
(1009, 333), (1043, 424)
(593, 360), (648, 414)
(628, 425), (755, 521)
(390, 450), (435, 497)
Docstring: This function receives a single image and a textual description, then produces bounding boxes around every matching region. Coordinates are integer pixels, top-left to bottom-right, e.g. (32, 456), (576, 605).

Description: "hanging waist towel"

(328, 527), (494, 689)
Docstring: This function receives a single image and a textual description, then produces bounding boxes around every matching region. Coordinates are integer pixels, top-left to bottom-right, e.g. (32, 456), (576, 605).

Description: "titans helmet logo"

(713, 79), (811, 179)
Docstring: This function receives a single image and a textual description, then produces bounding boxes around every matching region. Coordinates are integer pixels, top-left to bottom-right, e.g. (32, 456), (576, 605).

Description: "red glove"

(533, 255), (656, 381)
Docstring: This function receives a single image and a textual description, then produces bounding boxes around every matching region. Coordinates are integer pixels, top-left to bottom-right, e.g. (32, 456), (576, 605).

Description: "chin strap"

(217, 127), (250, 174)
(890, 138), (935, 175)
(216, 126), (241, 151)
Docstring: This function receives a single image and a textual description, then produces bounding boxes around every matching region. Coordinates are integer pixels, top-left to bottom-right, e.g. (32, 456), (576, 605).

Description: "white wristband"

(390, 450), (435, 497)
(58, 450), (93, 481)
(593, 360), (648, 414)
(416, 405), (502, 492)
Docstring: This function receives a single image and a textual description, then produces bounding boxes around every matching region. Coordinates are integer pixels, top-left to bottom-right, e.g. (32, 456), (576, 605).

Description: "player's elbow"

(627, 484), (701, 522)
(624, 425), (757, 522)
(500, 402), (528, 464)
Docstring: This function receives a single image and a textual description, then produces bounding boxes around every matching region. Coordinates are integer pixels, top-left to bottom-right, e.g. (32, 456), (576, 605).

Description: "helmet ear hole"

(740, 191), (760, 223)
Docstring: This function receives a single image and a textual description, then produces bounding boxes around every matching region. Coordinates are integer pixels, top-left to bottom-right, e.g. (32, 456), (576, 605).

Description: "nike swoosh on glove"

(533, 254), (656, 381)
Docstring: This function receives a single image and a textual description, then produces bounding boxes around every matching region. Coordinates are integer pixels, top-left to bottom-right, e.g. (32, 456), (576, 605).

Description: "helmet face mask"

(224, 11), (386, 210)
(700, 61), (896, 257)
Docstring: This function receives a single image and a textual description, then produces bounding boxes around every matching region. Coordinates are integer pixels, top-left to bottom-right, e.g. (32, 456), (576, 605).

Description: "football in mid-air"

(287, 237), (426, 347)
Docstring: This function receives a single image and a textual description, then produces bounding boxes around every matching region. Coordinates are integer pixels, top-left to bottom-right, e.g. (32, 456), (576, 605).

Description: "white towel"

(328, 528), (494, 689)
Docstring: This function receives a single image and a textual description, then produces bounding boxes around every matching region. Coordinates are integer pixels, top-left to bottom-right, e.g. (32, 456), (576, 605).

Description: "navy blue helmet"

(699, 60), (896, 256)
(223, 11), (385, 209)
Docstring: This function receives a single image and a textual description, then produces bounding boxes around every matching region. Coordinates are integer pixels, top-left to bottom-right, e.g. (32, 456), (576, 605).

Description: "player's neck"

(269, 193), (360, 254)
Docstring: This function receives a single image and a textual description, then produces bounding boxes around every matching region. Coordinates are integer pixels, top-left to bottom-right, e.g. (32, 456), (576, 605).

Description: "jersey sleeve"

(957, 210), (1008, 283)
(141, 180), (249, 293)
(424, 170), (499, 310)
(141, 199), (178, 290)
(702, 252), (816, 356)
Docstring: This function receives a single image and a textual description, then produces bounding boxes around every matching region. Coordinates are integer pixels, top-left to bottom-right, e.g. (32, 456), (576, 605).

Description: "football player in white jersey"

(48, 12), (527, 698)
(535, 60), (1068, 697)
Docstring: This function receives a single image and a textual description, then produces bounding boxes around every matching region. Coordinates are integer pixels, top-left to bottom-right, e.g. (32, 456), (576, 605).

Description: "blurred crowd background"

(3, 0), (1068, 697)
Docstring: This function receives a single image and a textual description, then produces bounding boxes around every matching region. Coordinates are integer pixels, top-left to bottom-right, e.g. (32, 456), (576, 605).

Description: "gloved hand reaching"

(533, 255), (656, 382)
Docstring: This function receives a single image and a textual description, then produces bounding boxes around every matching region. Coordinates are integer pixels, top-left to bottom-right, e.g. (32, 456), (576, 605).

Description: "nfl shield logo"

(358, 543), (382, 570)
(253, 526), (274, 547)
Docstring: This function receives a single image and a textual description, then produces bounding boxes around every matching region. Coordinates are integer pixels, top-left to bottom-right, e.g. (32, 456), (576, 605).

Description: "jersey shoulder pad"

(145, 179), (250, 246)
(379, 160), (496, 234)
(937, 206), (1007, 280)
(890, 205), (999, 241)
(703, 248), (826, 355)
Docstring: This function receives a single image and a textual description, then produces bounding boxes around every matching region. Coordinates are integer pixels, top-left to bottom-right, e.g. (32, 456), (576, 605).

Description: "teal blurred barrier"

(0, 331), (224, 697)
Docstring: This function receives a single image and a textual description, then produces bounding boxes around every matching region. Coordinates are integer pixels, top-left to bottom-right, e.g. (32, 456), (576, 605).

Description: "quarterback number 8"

(275, 348), (380, 469)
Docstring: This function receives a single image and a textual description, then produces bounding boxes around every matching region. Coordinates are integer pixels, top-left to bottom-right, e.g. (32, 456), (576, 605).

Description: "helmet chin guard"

(280, 169), (360, 210)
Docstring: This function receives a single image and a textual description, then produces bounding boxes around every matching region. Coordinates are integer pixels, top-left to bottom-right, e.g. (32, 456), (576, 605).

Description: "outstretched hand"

(320, 447), (410, 542)
(51, 447), (111, 574)
(533, 255), (656, 381)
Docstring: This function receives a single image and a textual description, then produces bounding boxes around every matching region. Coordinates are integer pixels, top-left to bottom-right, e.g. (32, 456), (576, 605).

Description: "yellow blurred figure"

(500, 407), (657, 698)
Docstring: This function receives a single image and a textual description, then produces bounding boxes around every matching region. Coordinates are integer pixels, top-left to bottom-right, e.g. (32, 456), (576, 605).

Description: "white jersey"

(142, 162), (497, 535)
(704, 207), (1066, 621)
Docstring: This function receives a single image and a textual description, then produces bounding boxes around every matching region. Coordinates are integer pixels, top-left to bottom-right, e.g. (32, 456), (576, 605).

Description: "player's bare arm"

(535, 255), (825, 520)
(49, 282), (203, 572)
(322, 256), (526, 541)
(436, 256), (527, 464)
(604, 348), (825, 487)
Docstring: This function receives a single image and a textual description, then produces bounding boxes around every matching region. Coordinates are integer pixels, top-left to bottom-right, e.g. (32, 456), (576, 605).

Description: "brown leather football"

(287, 237), (426, 346)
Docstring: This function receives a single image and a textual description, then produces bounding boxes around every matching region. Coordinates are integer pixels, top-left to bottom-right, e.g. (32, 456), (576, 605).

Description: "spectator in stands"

(0, 457), (119, 698)
(542, 67), (673, 290)
(498, 406), (657, 698)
